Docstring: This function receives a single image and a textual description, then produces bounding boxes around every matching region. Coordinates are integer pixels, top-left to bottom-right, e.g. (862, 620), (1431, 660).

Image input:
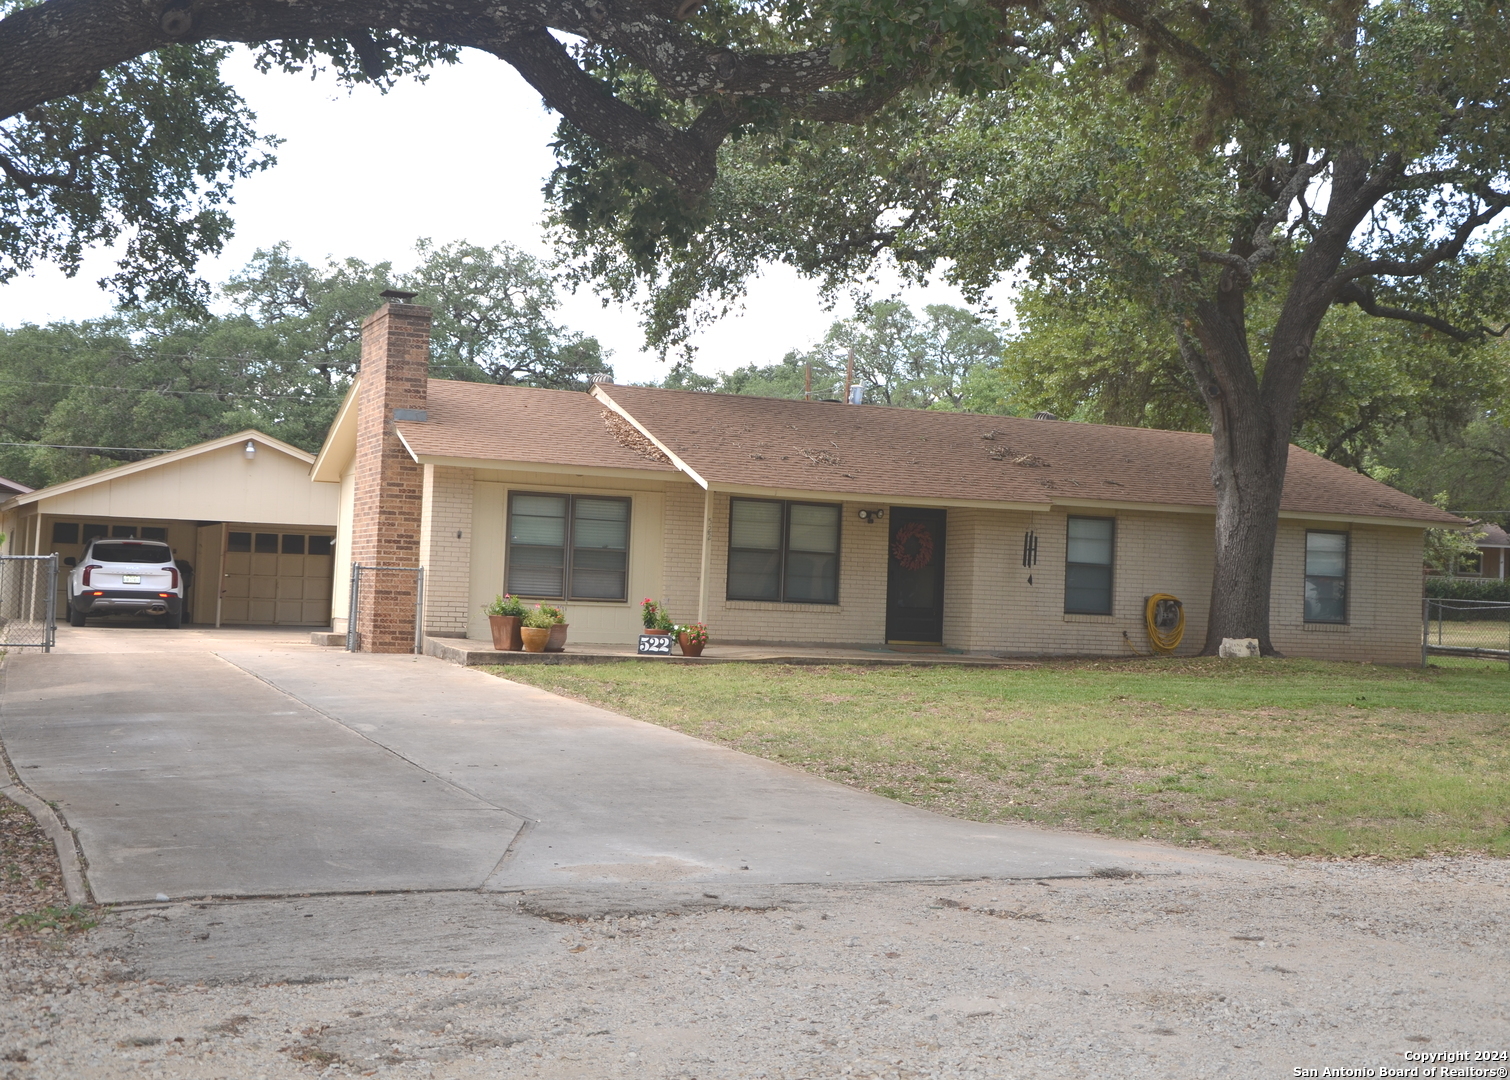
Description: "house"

(0, 431), (339, 625)
(313, 299), (1462, 664)
(0, 476), (32, 501)
(1442, 522), (1509, 580)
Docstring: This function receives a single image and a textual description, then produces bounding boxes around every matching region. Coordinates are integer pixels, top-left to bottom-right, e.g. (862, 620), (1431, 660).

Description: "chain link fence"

(0, 554), (58, 652)
(1423, 597), (1510, 665)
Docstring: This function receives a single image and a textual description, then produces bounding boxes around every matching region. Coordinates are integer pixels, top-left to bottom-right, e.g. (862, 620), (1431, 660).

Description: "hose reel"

(1144, 593), (1185, 654)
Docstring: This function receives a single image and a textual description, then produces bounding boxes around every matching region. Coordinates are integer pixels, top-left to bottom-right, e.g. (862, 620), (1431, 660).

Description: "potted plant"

(539, 603), (569, 652)
(641, 597), (671, 635)
(519, 605), (555, 652)
(483, 594), (526, 651)
(675, 621), (709, 657)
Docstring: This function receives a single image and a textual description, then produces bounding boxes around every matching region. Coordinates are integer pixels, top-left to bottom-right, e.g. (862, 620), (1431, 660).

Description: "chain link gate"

(0, 554), (59, 652)
(345, 564), (425, 654)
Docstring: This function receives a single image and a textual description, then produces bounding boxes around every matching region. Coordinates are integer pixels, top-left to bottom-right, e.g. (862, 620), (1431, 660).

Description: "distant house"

(1442, 522), (1509, 580)
(312, 300), (1462, 664)
(0, 432), (339, 626)
(0, 476), (32, 501)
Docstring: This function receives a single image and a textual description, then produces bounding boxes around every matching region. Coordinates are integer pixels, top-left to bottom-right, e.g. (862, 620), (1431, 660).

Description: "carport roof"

(0, 431), (314, 512)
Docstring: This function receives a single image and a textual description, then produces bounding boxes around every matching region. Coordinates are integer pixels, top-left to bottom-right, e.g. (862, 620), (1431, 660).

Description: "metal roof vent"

(1032, 410), (1060, 421)
(380, 288), (419, 303)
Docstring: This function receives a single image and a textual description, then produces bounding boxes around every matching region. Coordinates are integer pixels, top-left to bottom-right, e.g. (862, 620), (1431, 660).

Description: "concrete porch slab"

(423, 636), (1041, 669)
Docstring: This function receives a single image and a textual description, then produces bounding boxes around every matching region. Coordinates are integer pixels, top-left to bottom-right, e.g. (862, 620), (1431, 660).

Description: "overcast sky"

(0, 48), (998, 385)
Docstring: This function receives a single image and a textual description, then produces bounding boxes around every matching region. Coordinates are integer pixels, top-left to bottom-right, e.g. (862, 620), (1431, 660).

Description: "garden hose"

(1145, 593), (1186, 655)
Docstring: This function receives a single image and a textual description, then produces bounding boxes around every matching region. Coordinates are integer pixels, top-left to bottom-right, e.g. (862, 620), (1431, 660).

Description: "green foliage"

(0, 239), (609, 488)
(1424, 578), (1510, 604)
(485, 594), (527, 618)
(0, 40), (276, 309)
(521, 605), (558, 629)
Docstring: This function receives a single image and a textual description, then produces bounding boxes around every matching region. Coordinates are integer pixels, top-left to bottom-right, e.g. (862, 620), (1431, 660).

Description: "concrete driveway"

(1, 626), (1244, 903)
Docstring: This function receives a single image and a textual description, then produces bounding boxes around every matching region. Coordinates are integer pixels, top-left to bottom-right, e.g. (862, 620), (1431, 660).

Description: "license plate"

(122, 575), (141, 584)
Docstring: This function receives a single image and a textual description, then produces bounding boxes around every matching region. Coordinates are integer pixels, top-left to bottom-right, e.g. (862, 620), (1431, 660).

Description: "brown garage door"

(218, 529), (334, 625)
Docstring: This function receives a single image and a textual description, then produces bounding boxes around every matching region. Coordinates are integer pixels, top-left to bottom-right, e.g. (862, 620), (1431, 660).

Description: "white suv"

(65, 538), (184, 628)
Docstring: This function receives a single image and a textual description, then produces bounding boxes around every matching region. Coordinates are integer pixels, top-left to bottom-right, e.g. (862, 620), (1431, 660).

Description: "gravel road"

(3, 854), (1506, 1080)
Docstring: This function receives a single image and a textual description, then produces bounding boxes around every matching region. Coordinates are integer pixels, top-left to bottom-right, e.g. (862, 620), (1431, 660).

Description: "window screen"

(1304, 531), (1348, 623)
(727, 498), (841, 604)
(1065, 516), (1115, 615)
(506, 493), (630, 601)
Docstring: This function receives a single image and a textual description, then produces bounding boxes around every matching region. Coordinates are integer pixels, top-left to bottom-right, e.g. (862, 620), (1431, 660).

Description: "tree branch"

(1336, 194), (1510, 283)
(1333, 281), (1504, 342)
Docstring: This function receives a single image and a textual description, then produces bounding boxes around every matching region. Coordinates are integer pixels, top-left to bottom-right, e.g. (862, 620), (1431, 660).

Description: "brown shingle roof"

(394, 380), (677, 474)
(595, 384), (1461, 526)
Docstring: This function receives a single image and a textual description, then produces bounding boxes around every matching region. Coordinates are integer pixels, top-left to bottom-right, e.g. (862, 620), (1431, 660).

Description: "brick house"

(312, 299), (1462, 662)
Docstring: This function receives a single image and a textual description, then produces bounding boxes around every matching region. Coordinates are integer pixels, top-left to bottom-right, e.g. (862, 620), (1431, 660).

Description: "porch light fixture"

(857, 508), (885, 523)
(244, 440), (256, 460)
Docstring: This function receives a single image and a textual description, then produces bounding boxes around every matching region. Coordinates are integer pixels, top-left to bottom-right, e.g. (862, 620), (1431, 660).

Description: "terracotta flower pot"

(677, 633), (705, 657)
(520, 626), (550, 653)
(545, 623), (569, 653)
(488, 614), (522, 651)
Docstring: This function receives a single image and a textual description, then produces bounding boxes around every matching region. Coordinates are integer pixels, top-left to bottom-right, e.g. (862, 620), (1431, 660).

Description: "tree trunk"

(1185, 289), (1310, 656)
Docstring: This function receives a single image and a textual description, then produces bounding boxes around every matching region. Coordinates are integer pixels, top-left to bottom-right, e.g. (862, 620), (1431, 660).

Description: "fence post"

(44, 555), (57, 653)
(1421, 596), (1428, 668)
(413, 566), (425, 656)
(346, 563), (361, 652)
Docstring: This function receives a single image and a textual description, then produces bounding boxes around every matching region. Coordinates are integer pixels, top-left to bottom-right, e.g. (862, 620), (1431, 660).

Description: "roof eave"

(310, 379), (361, 483)
(408, 452), (687, 484)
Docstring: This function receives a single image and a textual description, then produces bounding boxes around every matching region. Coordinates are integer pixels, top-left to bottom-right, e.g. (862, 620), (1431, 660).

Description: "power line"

(0, 441), (171, 454)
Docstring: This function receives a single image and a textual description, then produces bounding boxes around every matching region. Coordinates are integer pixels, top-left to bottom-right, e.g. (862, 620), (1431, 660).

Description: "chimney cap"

(380, 288), (420, 303)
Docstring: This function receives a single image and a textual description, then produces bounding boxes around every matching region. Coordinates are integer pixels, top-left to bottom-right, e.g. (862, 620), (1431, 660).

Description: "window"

(506, 493), (630, 601)
(1304, 531), (1348, 623)
(81, 523), (107, 543)
(1065, 516), (1115, 615)
(254, 532), (279, 554)
(141, 526), (167, 542)
(727, 498), (841, 604)
(51, 522), (79, 545)
(308, 535), (334, 557)
(111, 524), (137, 538)
(227, 531), (252, 552)
(282, 534), (306, 555)
(1453, 550), (1482, 576)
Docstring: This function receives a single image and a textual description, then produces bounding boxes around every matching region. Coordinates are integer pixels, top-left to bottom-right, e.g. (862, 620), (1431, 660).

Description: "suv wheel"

(164, 610), (183, 629)
(67, 605), (86, 627)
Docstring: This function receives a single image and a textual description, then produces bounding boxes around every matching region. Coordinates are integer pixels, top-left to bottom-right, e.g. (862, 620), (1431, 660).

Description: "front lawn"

(487, 657), (1510, 859)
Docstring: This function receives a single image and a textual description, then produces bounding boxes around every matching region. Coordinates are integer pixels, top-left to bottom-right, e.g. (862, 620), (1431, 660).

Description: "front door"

(886, 508), (946, 643)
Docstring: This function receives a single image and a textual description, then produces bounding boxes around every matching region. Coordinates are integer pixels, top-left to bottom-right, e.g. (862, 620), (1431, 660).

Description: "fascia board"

(310, 380), (361, 483)
(590, 386), (709, 489)
(411, 453), (686, 484)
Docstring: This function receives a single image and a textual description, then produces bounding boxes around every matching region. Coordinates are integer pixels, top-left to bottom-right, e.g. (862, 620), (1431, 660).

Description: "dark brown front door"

(886, 508), (946, 643)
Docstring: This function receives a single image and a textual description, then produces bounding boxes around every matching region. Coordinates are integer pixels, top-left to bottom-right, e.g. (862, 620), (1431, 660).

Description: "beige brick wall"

(1269, 521), (1424, 665)
(419, 464), (474, 636)
(660, 484), (706, 625)
(462, 469), (677, 643)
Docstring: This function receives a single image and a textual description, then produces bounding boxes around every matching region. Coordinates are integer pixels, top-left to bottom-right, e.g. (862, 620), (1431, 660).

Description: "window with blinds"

(1304, 530), (1348, 623)
(727, 498), (841, 603)
(507, 493), (630, 601)
(1064, 516), (1115, 615)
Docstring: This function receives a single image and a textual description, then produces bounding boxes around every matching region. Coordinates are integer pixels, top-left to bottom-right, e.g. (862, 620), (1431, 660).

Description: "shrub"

(521, 606), (556, 629)
(1425, 577), (1510, 603)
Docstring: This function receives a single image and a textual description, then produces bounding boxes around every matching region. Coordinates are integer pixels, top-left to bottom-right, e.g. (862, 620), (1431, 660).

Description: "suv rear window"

(90, 542), (173, 564)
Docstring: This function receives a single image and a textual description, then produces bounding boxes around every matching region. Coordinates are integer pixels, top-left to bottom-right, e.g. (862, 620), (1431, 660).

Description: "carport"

(0, 431), (339, 626)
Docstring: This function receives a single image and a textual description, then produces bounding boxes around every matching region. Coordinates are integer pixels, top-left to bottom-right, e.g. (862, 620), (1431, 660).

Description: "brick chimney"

(350, 297), (430, 652)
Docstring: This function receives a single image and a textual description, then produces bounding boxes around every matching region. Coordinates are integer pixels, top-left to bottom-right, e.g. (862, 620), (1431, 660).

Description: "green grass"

(1425, 618), (1510, 652)
(487, 657), (1510, 859)
(5, 904), (100, 934)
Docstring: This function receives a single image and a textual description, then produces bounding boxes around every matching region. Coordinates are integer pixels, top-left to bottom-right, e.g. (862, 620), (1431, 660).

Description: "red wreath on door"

(891, 521), (935, 571)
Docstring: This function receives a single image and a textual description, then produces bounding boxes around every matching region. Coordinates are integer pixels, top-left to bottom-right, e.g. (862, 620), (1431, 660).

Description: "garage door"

(218, 529), (334, 625)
